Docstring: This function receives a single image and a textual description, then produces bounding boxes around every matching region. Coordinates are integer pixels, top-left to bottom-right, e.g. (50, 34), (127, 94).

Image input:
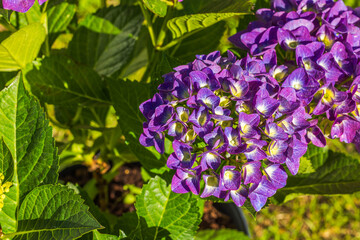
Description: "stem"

(139, 1), (157, 47)
(90, 108), (104, 127)
(156, 39), (179, 51)
(70, 107), (83, 126)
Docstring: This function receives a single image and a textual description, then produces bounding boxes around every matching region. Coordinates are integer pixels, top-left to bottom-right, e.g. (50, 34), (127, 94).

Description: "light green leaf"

(24, 55), (111, 106)
(79, 15), (121, 34)
(0, 23), (45, 71)
(68, 6), (143, 77)
(134, 176), (201, 240)
(167, 12), (248, 39)
(93, 230), (120, 240)
(0, 75), (58, 234)
(142, 0), (167, 17)
(273, 150), (360, 204)
(195, 229), (250, 240)
(6, 184), (101, 240)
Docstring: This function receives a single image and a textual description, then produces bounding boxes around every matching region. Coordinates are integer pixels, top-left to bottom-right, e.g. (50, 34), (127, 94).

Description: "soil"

(59, 163), (235, 229)
(199, 201), (237, 230)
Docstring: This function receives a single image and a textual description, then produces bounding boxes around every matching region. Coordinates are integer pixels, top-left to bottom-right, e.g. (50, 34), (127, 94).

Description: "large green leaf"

(273, 149), (360, 203)
(0, 75), (58, 234)
(68, 6), (143, 77)
(133, 176), (201, 240)
(4, 184), (101, 240)
(0, 23), (45, 71)
(167, 12), (248, 39)
(142, 0), (167, 17)
(24, 55), (111, 106)
(195, 229), (250, 240)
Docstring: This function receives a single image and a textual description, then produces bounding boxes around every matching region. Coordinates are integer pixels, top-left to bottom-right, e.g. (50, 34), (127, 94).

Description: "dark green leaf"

(171, 22), (225, 62)
(68, 6), (143, 77)
(0, 75), (58, 234)
(24, 55), (111, 106)
(107, 79), (149, 135)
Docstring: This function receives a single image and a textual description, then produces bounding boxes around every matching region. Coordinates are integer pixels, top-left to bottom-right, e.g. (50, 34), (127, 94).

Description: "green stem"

(139, 1), (157, 47)
(90, 108), (105, 127)
(70, 107), (83, 126)
(156, 39), (179, 51)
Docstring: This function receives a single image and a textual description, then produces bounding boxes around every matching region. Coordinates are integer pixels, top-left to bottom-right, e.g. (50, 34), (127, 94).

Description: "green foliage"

(195, 229), (250, 240)
(25, 55), (111, 106)
(68, 5), (143, 77)
(167, 12), (248, 39)
(142, 0), (168, 17)
(47, 2), (76, 44)
(12, 184), (101, 240)
(273, 146), (360, 203)
(107, 79), (150, 135)
(117, 176), (201, 239)
(0, 76), (58, 233)
(0, 23), (45, 71)
(0, 76), (101, 239)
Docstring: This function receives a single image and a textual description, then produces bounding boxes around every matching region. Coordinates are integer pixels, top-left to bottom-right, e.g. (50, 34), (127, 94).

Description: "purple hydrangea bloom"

(139, 0), (360, 212)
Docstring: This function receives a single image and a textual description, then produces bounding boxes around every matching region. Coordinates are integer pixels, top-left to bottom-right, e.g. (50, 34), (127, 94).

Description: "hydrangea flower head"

(140, 0), (360, 211)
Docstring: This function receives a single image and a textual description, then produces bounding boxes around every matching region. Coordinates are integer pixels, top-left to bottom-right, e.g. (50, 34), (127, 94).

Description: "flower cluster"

(140, 0), (360, 211)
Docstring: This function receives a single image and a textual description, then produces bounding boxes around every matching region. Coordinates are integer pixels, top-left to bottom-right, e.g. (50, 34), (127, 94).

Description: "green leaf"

(0, 71), (17, 91)
(79, 15), (121, 35)
(171, 22), (225, 62)
(47, 2), (76, 44)
(199, 0), (253, 13)
(273, 150), (360, 204)
(142, 0), (167, 17)
(134, 176), (201, 240)
(0, 75), (58, 234)
(107, 79), (149, 135)
(0, 23), (46, 71)
(93, 230), (120, 240)
(6, 184), (101, 240)
(195, 229), (250, 240)
(24, 55), (111, 106)
(68, 6), (143, 77)
(167, 12), (248, 39)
